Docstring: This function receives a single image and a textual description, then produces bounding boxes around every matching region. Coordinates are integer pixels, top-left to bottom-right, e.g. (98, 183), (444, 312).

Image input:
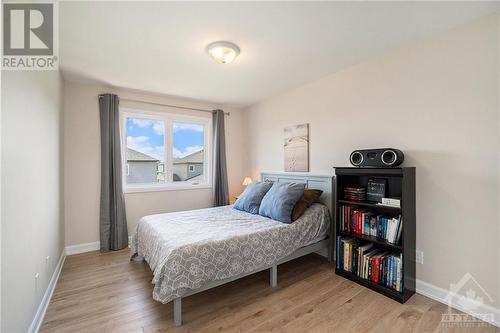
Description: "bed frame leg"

(174, 297), (182, 327)
(270, 265), (277, 288)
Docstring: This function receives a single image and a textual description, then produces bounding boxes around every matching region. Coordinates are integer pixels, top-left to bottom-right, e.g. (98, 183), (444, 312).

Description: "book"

(337, 236), (403, 293)
(338, 205), (402, 245)
(357, 243), (374, 276)
(369, 216), (377, 237)
(367, 178), (387, 203)
(381, 197), (401, 208)
(344, 187), (366, 201)
(363, 213), (372, 235)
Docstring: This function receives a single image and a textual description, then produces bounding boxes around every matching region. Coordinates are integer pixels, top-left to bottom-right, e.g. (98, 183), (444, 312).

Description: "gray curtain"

(99, 94), (128, 252)
(213, 109), (229, 206)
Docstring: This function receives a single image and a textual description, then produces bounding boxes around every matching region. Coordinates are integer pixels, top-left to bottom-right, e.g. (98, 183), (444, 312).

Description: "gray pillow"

(233, 181), (273, 214)
(259, 182), (306, 223)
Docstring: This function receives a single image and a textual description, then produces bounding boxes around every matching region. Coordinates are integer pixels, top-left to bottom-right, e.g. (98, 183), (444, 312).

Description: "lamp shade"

(242, 177), (253, 186)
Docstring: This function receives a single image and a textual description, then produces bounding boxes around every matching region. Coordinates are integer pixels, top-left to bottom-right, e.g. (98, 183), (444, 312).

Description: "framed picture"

(284, 123), (309, 172)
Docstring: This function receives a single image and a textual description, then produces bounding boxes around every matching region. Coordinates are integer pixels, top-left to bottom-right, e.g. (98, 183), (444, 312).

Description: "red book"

(375, 256), (381, 283)
(354, 212), (358, 234)
(344, 206), (349, 233)
(371, 257), (376, 282)
(349, 208), (354, 233)
(372, 256), (380, 283)
(353, 211), (358, 234)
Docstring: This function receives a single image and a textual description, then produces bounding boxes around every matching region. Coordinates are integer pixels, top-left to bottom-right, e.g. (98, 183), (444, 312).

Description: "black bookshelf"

(333, 167), (416, 303)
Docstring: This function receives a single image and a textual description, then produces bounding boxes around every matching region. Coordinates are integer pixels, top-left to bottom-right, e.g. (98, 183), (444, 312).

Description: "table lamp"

(242, 177), (252, 186)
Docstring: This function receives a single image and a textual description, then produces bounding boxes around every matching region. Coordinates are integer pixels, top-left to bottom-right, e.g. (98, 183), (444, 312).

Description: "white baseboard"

(416, 279), (500, 328)
(65, 241), (100, 255)
(28, 251), (66, 333)
(65, 236), (133, 256)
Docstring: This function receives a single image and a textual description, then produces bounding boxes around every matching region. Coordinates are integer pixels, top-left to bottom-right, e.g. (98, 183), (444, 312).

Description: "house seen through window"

(123, 110), (209, 189)
(173, 123), (205, 183)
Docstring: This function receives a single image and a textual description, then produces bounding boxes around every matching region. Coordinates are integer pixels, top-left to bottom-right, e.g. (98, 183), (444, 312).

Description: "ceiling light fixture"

(206, 41), (240, 64)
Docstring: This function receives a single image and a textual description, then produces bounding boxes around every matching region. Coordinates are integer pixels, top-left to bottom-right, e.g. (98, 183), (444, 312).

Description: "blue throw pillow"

(233, 181), (273, 214)
(259, 182), (306, 223)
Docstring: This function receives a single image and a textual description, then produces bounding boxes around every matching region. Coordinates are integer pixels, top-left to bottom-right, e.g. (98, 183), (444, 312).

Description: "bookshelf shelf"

(333, 167), (416, 304)
(338, 200), (401, 211)
(337, 231), (403, 250)
(335, 269), (405, 301)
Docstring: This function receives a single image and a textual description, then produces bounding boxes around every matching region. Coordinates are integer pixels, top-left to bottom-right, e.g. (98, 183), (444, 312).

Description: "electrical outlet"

(46, 256), (51, 276)
(415, 250), (424, 264)
(35, 272), (40, 292)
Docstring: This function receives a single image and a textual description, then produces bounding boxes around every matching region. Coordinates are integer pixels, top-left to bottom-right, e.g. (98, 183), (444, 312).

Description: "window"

(121, 108), (211, 191)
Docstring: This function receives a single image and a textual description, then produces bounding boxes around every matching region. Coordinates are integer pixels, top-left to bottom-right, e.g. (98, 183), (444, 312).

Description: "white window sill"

(124, 184), (212, 194)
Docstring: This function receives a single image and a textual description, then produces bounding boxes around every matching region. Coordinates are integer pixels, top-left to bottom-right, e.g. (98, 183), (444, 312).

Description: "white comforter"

(131, 204), (330, 303)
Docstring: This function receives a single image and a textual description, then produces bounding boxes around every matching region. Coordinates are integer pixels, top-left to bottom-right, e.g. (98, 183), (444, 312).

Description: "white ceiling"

(60, 1), (498, 107)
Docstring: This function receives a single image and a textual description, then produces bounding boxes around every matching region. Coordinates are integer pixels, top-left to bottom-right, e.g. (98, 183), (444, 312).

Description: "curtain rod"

(99, 95), (230, 116)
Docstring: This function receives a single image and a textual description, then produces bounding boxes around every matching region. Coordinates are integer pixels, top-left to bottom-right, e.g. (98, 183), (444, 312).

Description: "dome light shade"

(206, 41), (240, 64)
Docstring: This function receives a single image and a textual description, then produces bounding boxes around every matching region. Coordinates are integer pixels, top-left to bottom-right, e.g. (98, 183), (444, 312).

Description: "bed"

(131, 173), (334, 326)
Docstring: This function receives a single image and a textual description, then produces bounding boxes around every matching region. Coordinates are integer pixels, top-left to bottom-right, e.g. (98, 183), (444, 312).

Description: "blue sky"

(126, 118), (204, 161)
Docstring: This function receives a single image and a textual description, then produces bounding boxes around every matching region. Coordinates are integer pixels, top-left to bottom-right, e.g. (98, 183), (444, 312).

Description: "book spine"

(388, 256), (393, 288)
(392, 257), (397, 290)
(336, 236), (341, 270)
(396, 218), (403, 244)
(397, 254), (402, 292)
(379, 256), (384, 284)
(371, 257), (376, 282)
(343, 242), (347, 271)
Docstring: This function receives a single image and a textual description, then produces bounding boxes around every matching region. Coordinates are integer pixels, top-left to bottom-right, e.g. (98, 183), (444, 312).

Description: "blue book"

(363, 214), (371, 236)
(336, 236), (341, 269)
(398, 253), (403, 291)
(392, 256), (397, 289)
(385, 218), (388, 239)
(376, 216), (382, 238)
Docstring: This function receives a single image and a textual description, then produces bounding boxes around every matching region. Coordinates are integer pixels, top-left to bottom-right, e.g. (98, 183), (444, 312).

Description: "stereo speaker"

(349, 148), (404, 167)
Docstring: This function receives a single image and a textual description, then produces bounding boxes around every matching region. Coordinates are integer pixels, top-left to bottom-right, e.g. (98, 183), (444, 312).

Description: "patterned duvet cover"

(131, 204), (330, 303)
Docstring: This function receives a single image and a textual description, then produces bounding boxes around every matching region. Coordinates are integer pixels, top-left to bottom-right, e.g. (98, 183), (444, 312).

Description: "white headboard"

(260, 172), (334, 216)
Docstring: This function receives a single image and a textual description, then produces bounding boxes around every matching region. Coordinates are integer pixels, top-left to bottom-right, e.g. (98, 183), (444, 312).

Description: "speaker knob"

(350, 151), (364, 166)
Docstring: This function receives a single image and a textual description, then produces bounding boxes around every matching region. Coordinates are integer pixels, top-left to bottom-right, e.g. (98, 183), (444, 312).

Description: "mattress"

(131, 203), (330, 303)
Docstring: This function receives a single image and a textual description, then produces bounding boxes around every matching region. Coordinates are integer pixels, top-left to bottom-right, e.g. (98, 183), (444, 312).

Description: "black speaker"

(349, 148), (404, 167)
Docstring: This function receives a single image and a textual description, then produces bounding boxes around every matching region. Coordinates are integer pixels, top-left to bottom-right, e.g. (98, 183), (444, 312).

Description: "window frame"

(120, 107), (212, 193)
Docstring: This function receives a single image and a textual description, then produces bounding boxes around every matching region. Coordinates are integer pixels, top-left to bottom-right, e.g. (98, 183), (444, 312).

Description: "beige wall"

(1, 71), (64, 332)
(243, 15), (500, 307)
(63, 81), (245, 246)
(497, 14), (500, 315)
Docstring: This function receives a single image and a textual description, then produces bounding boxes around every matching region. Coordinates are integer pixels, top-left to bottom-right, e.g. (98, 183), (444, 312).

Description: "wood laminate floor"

(41, 250), (498, 333)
